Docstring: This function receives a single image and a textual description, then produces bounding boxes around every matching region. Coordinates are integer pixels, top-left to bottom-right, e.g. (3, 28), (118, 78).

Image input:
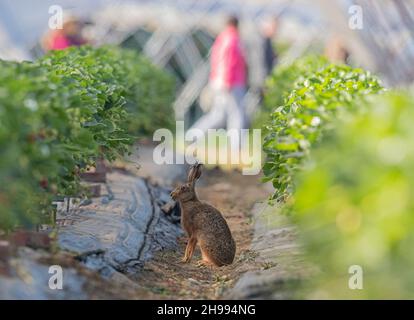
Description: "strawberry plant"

(0, 46), (174, 230)
(253, 55), (328, 129)
(262, 61), (383, 201)
(293, 92), (414, 298)
(116, 49), (176, 136)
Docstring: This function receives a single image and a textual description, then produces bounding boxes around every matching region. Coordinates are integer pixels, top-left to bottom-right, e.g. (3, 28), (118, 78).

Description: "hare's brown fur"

(171, 163), (236, 267)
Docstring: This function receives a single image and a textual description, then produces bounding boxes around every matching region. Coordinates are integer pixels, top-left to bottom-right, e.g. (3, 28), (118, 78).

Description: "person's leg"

(226, 86), (247, 129)
(236, 86), (248, 150)
(226, 86), (247, 156)
(190, 89), (227, 133)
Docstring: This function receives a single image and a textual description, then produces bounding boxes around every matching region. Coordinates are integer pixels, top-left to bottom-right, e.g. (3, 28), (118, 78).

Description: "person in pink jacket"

(192, 16), (248, 137)
(43, 18), (87, 51)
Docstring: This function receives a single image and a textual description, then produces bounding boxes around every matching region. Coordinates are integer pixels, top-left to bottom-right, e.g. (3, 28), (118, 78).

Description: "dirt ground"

(129, 168), (270, 299)
(1, 167), (271, 300)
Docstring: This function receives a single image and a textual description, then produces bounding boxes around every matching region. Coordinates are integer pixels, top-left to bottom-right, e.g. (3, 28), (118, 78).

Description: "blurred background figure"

(324, 35), (350, 64)
(42, 16), (87, 51)
(261, 17), (279, 76)
(1, 0), (412, 111)
(191, 16), (247, 134)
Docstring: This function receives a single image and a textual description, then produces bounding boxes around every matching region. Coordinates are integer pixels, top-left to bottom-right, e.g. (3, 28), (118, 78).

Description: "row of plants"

(263, 56), (414, 297)
(0, 45), (174, 230)
(253, 55), (327, 130)
(262, 56), (383, 201)
(292, 91), (414, 298)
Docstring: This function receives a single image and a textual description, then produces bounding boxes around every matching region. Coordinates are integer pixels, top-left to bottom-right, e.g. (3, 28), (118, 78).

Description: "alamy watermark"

(48, 5), (64, 30)
(348, 265), (363, 290)
(48, 265), (63, 290)
(348, 5), (363, 30)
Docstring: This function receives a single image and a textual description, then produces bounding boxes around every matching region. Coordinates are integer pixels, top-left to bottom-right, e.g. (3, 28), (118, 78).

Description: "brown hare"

(170, 163), (236, 267)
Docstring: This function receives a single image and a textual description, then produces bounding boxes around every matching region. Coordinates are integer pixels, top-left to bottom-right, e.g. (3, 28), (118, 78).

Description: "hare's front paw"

(196, 260), (214, 269)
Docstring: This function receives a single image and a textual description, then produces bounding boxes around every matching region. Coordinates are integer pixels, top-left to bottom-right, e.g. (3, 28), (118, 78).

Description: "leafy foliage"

(253, 55), (328, 129)
(293, 92), (414, 298)
(119, 50), (176, 136)
(262, 60), (383, 201)
(0, 46), (174, 230)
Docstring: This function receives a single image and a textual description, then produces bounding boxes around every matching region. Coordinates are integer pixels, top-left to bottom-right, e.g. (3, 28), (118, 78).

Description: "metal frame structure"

(1, 0), (414, 122)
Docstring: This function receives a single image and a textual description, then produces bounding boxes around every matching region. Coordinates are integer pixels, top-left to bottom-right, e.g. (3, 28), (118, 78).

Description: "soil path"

(2, 144), (304, 299)
(130, 168), (270, 299)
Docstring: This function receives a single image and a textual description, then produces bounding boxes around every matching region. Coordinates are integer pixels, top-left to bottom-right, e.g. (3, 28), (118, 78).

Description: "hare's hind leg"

(198, 247), (220, 267)
(182, 236), (197, 263)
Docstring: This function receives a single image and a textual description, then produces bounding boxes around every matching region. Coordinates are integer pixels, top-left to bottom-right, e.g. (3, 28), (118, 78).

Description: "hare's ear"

(193, 163), (202, 181)
(187, 162), (203, 185)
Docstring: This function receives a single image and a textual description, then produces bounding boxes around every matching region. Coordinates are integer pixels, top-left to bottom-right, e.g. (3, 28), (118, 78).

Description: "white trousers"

(192, 86), (246, 132)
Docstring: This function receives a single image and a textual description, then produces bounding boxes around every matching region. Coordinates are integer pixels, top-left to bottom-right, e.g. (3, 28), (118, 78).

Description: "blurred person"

(191, 16), (247, 137)
(42, 17), (87, 51)
(262, 17), (279, 76)
(325, 35), (350, 64)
